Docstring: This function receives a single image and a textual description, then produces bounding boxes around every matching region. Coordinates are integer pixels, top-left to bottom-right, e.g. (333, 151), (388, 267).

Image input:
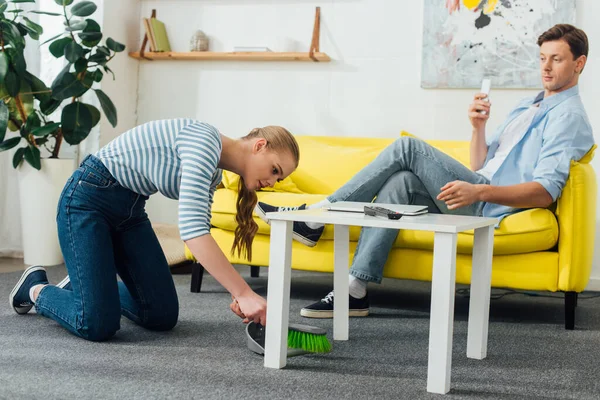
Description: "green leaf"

(70, 1), (96, 17)
(95, 89), (117, 127)
(54, 0), (74, 6)
(96, 46), (110, 56)
(0, 21), (25, 49)
(92, 69), (103, 82)
(0, 136), (21, 152)
(30, 10), (62, 16)
(31, 122), (60, 137)
(79, 18), (101, 47)
(0, 52), (8, 82)
(6, 48), (27, 77)
(35, 137), (48, 145)
(83, 103), (100, 127)
(24, 111), (41, 131)
(5, 69), (20, 97)
(40, 32), (63, 46)
(0, 3), (7, 13)
(74, 57), (87, 73)
(40, 98), (61, 115)
(51, 72), (86, 101)
(23, 17), (43, 35)
(65, 19), (87, 31)
(64, 41), (83, 63)
(24, 71), (51, 102)
(12, 146), (26, 168)
(88, 52), (107, 65)
(61, 102), (92, 144)
(11, 0), (36, 3)
(106, 37), (125, 52)
(49, 37), (72, 58)
(103, 65), (115, 80)
(23, 145), (41, 170)
(0, 102), (8, 143)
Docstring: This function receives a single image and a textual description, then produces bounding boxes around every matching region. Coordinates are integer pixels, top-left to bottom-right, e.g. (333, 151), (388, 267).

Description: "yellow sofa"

(188, 134), (597, 330)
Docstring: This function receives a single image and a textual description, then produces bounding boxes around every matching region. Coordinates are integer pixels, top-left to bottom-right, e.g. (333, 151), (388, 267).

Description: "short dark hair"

(537, 24), (589, 60)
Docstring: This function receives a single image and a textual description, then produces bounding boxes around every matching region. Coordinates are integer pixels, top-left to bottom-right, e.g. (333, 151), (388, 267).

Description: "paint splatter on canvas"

(421, 0), (575, 88)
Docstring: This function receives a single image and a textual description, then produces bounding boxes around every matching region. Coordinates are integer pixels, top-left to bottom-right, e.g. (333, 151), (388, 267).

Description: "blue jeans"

(35, 155), (179, 341)
(328, 137), (490, 284)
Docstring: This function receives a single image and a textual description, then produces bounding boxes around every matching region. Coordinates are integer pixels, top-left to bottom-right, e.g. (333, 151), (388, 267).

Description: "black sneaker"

(57, 276), (71, 291)
(254, 202), (324, 247)
(300, 291), (370, 318)
(9, 265), (49, 315)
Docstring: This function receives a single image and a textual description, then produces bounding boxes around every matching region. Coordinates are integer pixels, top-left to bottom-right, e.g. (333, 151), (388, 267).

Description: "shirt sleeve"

(532, 112), (594, 202)
(175, 122), (222, 241)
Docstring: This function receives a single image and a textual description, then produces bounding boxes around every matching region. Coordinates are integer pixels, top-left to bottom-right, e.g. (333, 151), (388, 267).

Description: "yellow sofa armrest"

(556, 147), (597, 292)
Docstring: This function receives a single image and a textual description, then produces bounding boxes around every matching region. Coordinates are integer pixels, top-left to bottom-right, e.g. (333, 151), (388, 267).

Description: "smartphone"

(479, 78), (491, 115)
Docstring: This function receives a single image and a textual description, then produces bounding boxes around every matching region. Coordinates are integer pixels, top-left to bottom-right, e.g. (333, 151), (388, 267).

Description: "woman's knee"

(143, 308), (179, 331)
(79, 312), (121, 342)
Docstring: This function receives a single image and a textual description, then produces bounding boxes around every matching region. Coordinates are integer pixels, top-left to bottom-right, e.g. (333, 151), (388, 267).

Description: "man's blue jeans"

(328, 137), (490, 284)
(35, 155), (179, 341)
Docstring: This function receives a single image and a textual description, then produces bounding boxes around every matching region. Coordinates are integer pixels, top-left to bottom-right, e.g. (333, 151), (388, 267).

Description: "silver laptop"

(324, 201), (428, 216)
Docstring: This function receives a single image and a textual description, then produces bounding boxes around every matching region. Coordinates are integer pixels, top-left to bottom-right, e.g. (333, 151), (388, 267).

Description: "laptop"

(324, 201), (429, 216)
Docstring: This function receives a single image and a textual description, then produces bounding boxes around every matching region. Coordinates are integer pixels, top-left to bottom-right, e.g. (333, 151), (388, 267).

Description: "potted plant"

(0, 0), (125, 265)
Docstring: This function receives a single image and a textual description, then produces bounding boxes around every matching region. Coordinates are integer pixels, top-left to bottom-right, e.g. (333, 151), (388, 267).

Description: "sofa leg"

(565, 291), (577, 330)
(250, 265), (260, 278)
(191, 263), (205, 293)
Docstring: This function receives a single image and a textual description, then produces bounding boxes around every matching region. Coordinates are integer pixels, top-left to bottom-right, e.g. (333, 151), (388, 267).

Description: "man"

(256, 24), (594, 318)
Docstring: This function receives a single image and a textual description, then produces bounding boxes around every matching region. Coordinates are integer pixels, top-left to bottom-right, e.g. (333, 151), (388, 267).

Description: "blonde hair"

(232, 126), (300, 261)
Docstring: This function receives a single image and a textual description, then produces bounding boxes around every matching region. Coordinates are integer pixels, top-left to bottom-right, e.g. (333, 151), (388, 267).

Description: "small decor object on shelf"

(190, 30), (209, 52)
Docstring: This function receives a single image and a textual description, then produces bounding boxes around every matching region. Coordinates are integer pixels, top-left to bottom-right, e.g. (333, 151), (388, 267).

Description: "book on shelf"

(143, 17), (171, 52)
(142, 18), (156, 51)
(233, 46), (272, 52)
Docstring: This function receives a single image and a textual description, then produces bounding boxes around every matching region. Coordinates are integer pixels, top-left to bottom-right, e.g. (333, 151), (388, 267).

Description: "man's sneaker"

(57, 276), (71, 291)
(300, 291), (370, 318)
(9, 265), (49, 315)
(254, 202), (324, 247)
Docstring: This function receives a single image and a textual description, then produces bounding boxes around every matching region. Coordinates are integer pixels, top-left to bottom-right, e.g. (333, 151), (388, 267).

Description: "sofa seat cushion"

(211, 190), (558, 255)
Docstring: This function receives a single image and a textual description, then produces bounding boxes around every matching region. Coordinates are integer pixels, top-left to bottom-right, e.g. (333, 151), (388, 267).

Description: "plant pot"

(18, 158), (75, 266)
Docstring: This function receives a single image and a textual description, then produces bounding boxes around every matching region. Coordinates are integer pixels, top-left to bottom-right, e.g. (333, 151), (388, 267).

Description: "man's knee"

(377, 171), (422, 203)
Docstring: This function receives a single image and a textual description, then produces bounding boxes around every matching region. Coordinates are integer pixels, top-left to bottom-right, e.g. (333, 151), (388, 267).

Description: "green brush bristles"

(287, 329), (332, 353)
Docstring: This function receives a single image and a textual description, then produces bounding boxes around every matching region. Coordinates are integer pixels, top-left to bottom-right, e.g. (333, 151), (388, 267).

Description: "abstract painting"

(421, 0), (576, 88)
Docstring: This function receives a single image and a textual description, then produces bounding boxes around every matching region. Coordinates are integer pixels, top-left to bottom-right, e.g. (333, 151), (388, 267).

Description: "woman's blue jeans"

(328, 137), (490, 284)
(35, 155), (179, 341)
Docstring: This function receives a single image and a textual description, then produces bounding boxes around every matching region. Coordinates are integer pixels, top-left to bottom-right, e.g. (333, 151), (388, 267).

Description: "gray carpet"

(1, 265), (600, 400)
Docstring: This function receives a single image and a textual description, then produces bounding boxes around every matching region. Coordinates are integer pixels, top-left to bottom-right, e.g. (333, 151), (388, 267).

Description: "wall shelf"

(128, 51), (331, 62)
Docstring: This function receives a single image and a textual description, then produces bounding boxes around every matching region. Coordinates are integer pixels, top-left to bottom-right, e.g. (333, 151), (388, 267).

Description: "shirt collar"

(532, 84), (579, 109)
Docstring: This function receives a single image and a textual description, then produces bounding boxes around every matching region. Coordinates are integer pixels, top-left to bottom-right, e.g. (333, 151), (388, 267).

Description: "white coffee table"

(263, 208), (497, 394)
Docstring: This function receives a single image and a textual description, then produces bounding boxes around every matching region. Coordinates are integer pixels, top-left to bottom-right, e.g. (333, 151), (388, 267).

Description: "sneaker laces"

(277, 205), (302, 212)
(321, 291), (334, 304)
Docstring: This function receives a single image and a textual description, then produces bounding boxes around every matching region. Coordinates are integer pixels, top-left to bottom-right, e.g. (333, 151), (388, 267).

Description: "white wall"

(107, 0), (600, 289)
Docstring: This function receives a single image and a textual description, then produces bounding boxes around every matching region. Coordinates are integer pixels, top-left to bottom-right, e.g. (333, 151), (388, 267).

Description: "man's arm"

(478, 182), (553, 208)
(438, 181), (553, 210)
(468, 94), (491, 171)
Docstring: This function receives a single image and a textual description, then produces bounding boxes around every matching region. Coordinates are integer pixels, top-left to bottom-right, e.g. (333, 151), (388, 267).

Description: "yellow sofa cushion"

(211, 190), (558, 255)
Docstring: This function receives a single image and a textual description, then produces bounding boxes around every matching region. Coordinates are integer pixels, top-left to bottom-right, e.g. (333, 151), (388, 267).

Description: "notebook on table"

(323, 201), (428, 216)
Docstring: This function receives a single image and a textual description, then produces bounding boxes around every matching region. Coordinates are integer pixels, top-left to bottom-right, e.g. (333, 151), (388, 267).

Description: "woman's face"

(244, 138), (296, 191)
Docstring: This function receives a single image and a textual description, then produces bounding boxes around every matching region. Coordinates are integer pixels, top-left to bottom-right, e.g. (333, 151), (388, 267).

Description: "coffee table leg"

(427, 232), (458, 394)
(333, 224), (349, 341)
(264, 220), (293, 369)
(467, 225), (494, 359)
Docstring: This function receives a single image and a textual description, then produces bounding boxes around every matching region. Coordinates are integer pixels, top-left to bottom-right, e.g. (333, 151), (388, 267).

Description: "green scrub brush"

(246, 321), (332, 356)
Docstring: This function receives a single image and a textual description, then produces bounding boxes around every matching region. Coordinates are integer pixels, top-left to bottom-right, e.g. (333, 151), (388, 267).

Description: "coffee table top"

(266, 209), (498, 233)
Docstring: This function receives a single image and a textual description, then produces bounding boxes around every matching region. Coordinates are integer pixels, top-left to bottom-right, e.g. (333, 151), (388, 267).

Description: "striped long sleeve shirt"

(96, 119), (223, 240)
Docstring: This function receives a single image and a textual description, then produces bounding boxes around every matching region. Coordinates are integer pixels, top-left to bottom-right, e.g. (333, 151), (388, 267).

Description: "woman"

(9, 120), (300, 341)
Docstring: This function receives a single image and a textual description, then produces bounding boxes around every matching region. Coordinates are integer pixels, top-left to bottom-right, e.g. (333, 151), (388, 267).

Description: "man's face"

(539, 39), (586, 96)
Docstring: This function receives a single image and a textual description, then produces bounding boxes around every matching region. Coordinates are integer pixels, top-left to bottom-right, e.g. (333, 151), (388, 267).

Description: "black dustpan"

(245, 321), (308, 357)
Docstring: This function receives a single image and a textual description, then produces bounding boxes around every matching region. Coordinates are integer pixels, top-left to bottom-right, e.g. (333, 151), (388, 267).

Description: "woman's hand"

(230, 289), (267, 325)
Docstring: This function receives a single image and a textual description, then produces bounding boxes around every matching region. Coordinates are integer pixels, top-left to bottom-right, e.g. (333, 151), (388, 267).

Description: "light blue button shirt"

(482, 85), (594, 221)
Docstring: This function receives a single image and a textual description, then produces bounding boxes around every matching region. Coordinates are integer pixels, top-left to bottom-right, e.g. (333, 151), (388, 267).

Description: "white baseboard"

(586, 277), (600, 292)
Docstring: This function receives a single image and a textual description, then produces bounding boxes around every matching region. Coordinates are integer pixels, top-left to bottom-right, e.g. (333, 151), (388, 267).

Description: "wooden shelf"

(128, 51), (331, 62)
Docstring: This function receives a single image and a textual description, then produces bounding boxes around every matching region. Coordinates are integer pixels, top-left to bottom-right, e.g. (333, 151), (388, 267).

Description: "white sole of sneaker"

(300, 309), (370, 318)
(56, 276), (70, 289)
(9, 265), (45, 315)
(254, 204), (317, 247)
